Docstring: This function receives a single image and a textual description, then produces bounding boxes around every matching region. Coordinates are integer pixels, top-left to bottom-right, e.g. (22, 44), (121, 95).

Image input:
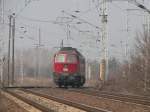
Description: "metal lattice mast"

(126, 2), (130, 76)
(142, 0), (149, 92)
(0, 0), (4, 86)
(99, 0), (108, 82)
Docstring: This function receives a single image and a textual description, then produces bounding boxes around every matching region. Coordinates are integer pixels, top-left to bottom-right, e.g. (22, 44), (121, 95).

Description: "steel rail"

(3, 89), (54, 112)
(4, 86), (51, 89)
(20, 88), (111, 112)
(66, 88), (150, 106)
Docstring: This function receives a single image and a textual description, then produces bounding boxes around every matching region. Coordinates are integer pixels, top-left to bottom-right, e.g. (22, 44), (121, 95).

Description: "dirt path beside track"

(0, 90), (27, 112)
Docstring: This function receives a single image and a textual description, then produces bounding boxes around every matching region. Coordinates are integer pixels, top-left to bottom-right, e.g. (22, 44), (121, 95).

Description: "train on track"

(52, 47), (86, 88)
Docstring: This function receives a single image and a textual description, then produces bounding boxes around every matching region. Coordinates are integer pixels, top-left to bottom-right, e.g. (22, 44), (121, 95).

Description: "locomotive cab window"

(55, 54), (65, 63)
(67, 54), (77, 63)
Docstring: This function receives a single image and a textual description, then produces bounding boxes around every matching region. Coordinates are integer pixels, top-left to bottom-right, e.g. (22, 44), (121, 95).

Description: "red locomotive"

(53, 47), (86, 88)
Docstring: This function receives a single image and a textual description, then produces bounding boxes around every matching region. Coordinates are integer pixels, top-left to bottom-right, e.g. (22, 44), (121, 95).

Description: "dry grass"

(14, 76), (54, 87)
(0, 91), (5, 112)
(85, 79), (104, 90)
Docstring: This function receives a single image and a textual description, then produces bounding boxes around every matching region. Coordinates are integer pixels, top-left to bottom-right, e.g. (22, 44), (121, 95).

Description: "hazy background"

(0, 0), (149, 61)
(0, 0), (150, 88)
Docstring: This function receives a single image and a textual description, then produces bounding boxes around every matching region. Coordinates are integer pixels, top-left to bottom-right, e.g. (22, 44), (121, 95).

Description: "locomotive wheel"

(64, 84), (68, 88)
(74, 82), (81, 88)
(80, 76), (85, 86)
(58, 83), (62, 88)
(64, 80), (68, 88)
(71, 84), (75, 88)
(76, 84), (80, 88)
(75, 76), (81, 88)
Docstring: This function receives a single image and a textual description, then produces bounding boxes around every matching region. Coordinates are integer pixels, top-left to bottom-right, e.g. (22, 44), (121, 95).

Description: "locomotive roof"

(60, 47), (76, 51)
(59, 47), (83, 56)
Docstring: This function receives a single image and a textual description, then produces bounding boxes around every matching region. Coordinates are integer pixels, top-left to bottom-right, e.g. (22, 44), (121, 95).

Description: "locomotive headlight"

(63, 68), (68, 72)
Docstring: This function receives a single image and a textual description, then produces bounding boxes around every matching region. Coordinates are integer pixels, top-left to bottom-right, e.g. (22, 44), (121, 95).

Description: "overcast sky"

(1, 0), (150, 61)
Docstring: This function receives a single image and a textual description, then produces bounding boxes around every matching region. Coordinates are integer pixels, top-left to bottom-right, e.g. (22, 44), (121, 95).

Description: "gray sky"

(1, 0), (150, 61)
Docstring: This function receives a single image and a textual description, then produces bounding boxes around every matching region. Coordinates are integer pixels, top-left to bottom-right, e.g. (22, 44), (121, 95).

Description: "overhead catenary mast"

(95, 0), (150, 87)
(35, 27), (41, 79)
(99, 0), (108, 82)
(0, 0), (4, 86)
(11, 13), (15, 85)
(98, 0), (150, 83)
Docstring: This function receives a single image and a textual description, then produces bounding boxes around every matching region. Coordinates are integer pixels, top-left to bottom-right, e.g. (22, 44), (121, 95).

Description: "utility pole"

(61, 40), (64, 48)
(11, 13), (15, 85)
(35, 27), (41, 79)
(144, 47), (148, 91)
(0, 59), (2, 86)
(19, 26), (27, 84)
(0, 0), (2, 22)
(0, 0), (4, 87)
(8, 15), (12, 86)
(38, 28), (41, 46)
(0, 57), (5, 87)
(143, 16), (149, 91)
(88, 63), (91, 80)
(126, 1), (132, 76)
(20, 49), (24, 83)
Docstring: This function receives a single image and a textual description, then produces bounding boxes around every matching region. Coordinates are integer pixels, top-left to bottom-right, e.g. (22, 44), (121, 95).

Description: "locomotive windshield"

(55, 54), (65, 63)
(55, 53), (77, 63)
(66, 54), (77, 63)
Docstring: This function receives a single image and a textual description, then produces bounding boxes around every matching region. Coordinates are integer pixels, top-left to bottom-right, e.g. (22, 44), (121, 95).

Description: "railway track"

(3, 87), (150, 112)
(5, 87), (150, 107)
(20, 88), (111, 112)
(3, 88), (111, 112)
(23, 87), (150, 112)
(66, 88), (150, 106)
(3, 89), (53, 112)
